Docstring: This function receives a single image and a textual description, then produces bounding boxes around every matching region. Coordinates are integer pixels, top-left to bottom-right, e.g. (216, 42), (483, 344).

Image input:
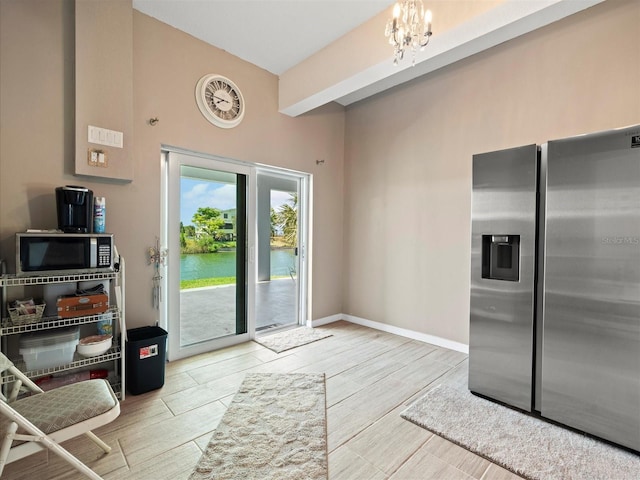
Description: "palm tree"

(270, 207), (278, 238)
(277, 193), (297, 247)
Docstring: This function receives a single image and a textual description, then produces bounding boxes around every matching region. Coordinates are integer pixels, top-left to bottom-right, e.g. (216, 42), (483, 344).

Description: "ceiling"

(132, 0), (393, 76)
(132, 0), (604, 116)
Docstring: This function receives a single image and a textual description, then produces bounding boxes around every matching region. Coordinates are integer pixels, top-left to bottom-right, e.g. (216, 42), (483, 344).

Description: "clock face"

(195, 74), (245, 128)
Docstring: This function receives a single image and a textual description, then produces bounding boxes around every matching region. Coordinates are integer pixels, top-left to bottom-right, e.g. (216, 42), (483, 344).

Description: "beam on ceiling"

(278, 0), (604, 117)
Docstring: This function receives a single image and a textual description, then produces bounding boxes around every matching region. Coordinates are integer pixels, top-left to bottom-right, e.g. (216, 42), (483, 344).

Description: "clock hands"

(209, 91), (240, 120)
(212, 94), (230, 106)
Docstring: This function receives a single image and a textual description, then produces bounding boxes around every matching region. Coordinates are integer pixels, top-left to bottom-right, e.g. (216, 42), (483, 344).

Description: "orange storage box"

(56, 294), (108, 318)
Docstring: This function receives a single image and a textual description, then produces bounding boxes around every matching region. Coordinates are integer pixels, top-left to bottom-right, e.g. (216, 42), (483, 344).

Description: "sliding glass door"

(255, 171), (305, 333)
(162, 149), (310, 361)
(164, 152), (252, 360)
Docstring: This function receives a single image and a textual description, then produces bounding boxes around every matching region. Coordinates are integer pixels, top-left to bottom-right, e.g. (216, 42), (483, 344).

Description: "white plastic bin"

(19, 327), (80, 371)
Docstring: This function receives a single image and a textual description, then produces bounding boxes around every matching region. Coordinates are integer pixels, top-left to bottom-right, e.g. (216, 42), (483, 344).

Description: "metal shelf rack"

(0, 307), (120, 336)
(2, 347), (123, 398)
(0, 271), (118, 288)
(0, 261), (126, 400)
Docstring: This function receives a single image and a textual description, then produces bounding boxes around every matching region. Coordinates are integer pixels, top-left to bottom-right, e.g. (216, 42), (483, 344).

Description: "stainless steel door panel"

(469, 145), (538, 411)
(542, 125), (640, 451)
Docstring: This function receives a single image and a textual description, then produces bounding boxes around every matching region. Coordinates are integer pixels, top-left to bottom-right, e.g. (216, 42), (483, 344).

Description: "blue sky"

(180, 178), (293, 225)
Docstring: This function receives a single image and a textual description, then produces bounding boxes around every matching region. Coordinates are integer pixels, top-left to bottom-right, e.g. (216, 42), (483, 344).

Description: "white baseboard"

(307, 313), (343, 328)
(310, 313), (469, 354)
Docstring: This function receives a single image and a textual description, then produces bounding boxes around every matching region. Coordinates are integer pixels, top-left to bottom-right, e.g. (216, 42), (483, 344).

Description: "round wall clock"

(195, 74), (245, 128)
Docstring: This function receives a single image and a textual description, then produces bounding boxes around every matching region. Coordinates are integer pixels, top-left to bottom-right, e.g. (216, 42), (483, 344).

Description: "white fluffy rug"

(189, 373), (327, 480)
(401, 384), (639, 480)
(255, 327), (333, 353)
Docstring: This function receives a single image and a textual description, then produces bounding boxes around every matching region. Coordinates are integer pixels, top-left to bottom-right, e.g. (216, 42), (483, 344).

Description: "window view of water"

(180, 248), (296, 280)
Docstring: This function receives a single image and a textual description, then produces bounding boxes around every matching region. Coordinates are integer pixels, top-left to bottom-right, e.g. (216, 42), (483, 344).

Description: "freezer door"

(542, 125), (640, 451)
(469, 144), (538, 412)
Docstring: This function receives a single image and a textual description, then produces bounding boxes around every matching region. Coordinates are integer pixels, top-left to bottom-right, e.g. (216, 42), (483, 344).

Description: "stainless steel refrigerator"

(468, 125), (640, 452)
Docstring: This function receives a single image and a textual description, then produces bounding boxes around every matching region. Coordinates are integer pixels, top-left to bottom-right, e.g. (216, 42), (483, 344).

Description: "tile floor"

(2, 321), (523, 479)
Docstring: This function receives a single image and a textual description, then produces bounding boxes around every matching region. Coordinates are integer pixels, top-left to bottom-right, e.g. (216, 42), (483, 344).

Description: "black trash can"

(126, 326), (168, 395)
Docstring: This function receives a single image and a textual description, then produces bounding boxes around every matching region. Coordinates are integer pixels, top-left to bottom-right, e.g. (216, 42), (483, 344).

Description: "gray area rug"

(401, 384), (640, 480)
(255, 327), (333, 353)
(189, 373), (328, 480)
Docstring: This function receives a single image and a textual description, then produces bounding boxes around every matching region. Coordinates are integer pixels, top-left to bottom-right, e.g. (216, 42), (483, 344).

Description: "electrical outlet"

(88, 149), (108, 167)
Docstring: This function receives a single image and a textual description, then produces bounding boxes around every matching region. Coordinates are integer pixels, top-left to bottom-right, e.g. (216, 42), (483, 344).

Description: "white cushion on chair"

(0, 380), (117, 442)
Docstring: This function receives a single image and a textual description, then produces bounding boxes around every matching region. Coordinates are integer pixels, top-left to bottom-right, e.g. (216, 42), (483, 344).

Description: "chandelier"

(384, 1), (433, 65)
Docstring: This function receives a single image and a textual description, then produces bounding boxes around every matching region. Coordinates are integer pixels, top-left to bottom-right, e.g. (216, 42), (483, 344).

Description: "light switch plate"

(88, 125), (123, 148)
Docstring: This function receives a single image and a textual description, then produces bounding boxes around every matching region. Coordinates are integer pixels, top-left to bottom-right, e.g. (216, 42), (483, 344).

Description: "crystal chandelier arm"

(419, 9), (432, 48)
(419, 30), (432, 48)
(391, 3), (401, 47)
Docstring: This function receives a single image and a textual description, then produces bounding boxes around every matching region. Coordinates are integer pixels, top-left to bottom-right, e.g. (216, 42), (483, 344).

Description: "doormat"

(255, 327), (332, 353)
(189, 373), (327, 480)
(401, 384), (640, 480)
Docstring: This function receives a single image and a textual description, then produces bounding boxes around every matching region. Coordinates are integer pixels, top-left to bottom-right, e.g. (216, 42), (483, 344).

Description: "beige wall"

(75, 0), (133, 181)
(0, 0), (345, 328)
(343, 0), (640, 345)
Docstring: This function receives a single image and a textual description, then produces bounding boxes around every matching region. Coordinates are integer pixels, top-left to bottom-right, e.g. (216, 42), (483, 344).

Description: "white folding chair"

(0, 353), (120, 479)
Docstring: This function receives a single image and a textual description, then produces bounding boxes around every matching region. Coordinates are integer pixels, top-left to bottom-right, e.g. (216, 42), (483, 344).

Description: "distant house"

(219, 209), (236, 241)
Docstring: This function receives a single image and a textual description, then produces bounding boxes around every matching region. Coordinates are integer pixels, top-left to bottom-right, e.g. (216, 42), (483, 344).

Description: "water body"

(180, 248), (295, 280)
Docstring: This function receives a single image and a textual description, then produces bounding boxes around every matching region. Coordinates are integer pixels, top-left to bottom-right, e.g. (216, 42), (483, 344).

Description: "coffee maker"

(55, 186), (93, 233)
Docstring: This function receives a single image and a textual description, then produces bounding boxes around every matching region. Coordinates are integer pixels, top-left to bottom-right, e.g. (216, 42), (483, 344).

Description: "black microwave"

(16, 232), (114, 276)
